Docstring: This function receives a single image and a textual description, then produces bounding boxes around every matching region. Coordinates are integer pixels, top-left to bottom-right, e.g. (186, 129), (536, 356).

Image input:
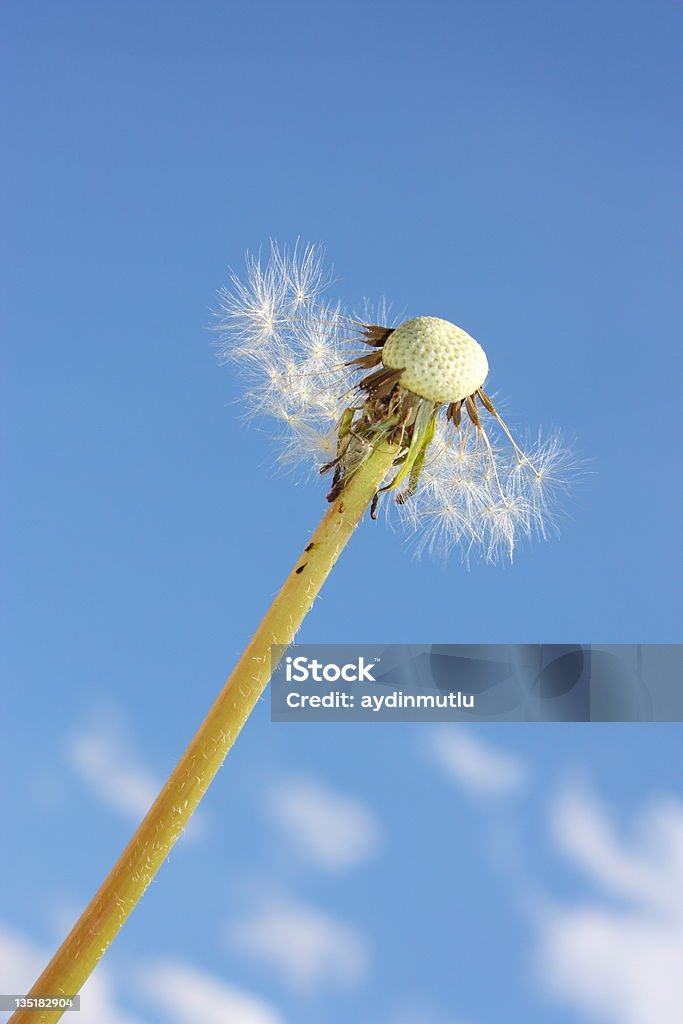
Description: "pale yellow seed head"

(382, 316), (489, 403)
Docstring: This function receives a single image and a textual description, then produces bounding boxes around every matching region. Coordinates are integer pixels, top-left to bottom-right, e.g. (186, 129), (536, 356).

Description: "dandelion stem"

(11, 440), (398, 1024)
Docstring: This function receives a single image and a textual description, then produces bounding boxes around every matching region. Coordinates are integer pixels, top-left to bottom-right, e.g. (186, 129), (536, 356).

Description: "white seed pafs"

(382, 316), (489, 404)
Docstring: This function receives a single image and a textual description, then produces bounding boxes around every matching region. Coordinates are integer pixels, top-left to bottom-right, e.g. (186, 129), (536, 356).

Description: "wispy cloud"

(137, 959), (284, 1024)
(67, 724), (158, 820)
(66, 710), (205, 840)
(550, 784), (682, 908)
(536, 785), (683, 1024)
(0, 923), (141, 1024)
(265, 776), (381, 871)
(228, 892), (370, 994)
(426, 729), (528, 797)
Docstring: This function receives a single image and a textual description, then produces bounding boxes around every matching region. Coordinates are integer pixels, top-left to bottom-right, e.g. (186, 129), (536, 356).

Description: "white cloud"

(66, 712), (205, 840)
(427, 729), (528, 797)
(536, 786), (683, 1024)
(67, 725), (158, 820)
(265, 776), (381, 871)
(0, 923), (141, 1024)
(228, 893), (370, 993)
(549, 785), (683, 909)
(137, 959), (284, 1024)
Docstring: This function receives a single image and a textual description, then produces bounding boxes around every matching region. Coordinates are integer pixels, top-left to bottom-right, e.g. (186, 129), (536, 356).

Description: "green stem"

(11, 441), (398, 1024)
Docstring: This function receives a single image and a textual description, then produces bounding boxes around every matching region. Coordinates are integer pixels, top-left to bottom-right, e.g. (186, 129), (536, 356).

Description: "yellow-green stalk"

(10, 440), (397, 1024)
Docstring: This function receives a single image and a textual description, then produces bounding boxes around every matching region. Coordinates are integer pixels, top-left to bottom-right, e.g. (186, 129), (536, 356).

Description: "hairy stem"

(11, 441), (397, 1024)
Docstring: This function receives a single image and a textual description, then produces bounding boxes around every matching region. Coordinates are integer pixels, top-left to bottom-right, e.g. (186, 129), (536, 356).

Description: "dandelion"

(16, 242), (575, 1021)
(216, 240), (572, 562)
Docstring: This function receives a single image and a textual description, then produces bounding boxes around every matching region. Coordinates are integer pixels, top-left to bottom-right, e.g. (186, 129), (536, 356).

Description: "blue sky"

(1, 2), (681, 1022)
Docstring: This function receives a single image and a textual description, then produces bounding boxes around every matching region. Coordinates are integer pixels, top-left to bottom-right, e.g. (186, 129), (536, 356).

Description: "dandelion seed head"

(214, 242), (577, 564)
(382, 315), (489, 403)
